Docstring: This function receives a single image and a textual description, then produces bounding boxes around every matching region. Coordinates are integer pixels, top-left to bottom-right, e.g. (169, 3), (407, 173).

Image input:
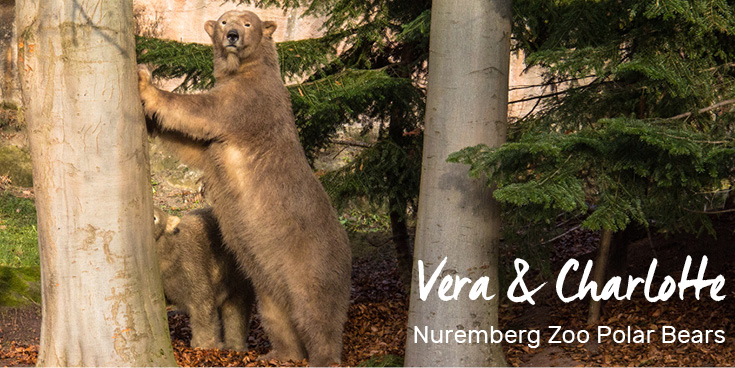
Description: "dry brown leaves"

(0, 343), (37, 366)
(2, 226), (735, 366)
(167, 256), (410, 367)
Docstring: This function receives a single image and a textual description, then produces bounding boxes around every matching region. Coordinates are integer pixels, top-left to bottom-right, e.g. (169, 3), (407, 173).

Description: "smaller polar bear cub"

(153, 206), (255, 351)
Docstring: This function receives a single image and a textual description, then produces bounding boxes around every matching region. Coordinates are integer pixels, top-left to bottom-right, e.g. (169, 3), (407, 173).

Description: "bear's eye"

(245, 23), (251, 28)
(221, 21), (227, 25)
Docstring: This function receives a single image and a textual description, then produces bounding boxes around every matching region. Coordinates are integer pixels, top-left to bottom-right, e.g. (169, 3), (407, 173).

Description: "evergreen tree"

(449, 0), (735, 320)
(136, 0), (431, 285)
(450, 0), (735, 233)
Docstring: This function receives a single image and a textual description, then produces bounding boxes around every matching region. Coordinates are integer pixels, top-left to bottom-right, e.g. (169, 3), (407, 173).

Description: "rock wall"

(508, 50), (546, 121)
(133, 0), (325, 43)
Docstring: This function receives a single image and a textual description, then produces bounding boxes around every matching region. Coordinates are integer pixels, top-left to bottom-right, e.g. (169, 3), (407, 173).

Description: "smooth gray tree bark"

(405, 0), (512, 366)
(16, 1), (176, 365)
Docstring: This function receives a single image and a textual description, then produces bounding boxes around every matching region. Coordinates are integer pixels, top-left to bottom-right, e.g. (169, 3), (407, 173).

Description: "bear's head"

(205, 10), (277, 71)
(153, 207), (180, 241)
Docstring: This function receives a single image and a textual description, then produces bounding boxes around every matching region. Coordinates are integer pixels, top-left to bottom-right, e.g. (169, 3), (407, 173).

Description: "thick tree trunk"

(404, 0), (511, 366)
(16, 1), (176, 365)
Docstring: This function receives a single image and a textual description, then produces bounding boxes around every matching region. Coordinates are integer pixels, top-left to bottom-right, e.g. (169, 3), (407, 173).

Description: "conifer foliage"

(450, 0), (735, 235)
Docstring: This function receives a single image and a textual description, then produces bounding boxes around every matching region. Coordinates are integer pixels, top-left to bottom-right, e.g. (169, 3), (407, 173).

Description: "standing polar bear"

(137, 10), (351, 366)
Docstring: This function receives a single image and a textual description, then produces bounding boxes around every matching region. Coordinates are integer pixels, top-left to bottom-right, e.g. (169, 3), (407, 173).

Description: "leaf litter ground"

(1, 215), (735, 366)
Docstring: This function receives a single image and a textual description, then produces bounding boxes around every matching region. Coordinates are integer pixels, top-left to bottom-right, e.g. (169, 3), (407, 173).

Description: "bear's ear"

(263, 21), (277, 37)
(166, 215), (181, 234)
(205, 20), (216, 38)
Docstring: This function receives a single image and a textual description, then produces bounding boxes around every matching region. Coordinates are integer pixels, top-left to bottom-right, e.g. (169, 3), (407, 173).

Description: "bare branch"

(667, 99), (735, 120)
(331, 139), (373, 148)
(683, 207), (735, 215)
(537, 225), (581, 246)
(508, 74), (597, 91)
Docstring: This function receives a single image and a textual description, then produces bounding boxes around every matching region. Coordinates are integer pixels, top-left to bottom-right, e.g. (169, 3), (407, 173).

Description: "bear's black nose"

(226, 30), (239, 44)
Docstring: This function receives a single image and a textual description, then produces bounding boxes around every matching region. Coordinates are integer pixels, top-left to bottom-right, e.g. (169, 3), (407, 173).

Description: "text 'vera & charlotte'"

(416, 255), (724, 304)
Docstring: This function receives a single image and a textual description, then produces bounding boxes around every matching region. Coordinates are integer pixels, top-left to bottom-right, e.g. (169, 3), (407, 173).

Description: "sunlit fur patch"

(223, 146), (250, 191)
(165, 215), (181, 233)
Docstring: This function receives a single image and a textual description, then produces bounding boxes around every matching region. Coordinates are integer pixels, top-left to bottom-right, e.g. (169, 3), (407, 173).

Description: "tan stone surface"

(508, 50), (546, 121)
(133, 0), (326, 43)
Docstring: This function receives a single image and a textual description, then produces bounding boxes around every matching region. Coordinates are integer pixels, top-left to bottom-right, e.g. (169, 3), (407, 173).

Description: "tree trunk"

(387, 83), (414, 291)
(587, 225), (643, 325)
(587, 229), (613, 325)
(388, 197), (412, 289)
(16, 1), (177, 365)
(404, 0), (511, 366)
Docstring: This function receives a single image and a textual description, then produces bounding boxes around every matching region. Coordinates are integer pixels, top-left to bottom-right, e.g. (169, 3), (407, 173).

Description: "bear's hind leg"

(292, 290), (346, 366)
(257, 293), (306, 361)
(187, 301), (224, 349)
(221, 295), (252, 351)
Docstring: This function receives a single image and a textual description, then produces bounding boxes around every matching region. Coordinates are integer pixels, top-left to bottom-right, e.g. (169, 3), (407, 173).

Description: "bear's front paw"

(137, 64), (152, 91)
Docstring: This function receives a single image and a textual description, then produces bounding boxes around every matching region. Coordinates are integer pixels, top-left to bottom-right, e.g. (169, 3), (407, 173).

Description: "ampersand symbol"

(507, 258), (546, 305)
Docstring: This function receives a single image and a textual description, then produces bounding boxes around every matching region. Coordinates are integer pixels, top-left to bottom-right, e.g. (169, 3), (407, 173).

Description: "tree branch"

(508, 74), (597, 91)
(537, 225), (581, 246)
(332, 139), (373, 148)
(667, 99), (735, 120)
(508, 80), (612, 105)
(683, 207), (735, 215)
